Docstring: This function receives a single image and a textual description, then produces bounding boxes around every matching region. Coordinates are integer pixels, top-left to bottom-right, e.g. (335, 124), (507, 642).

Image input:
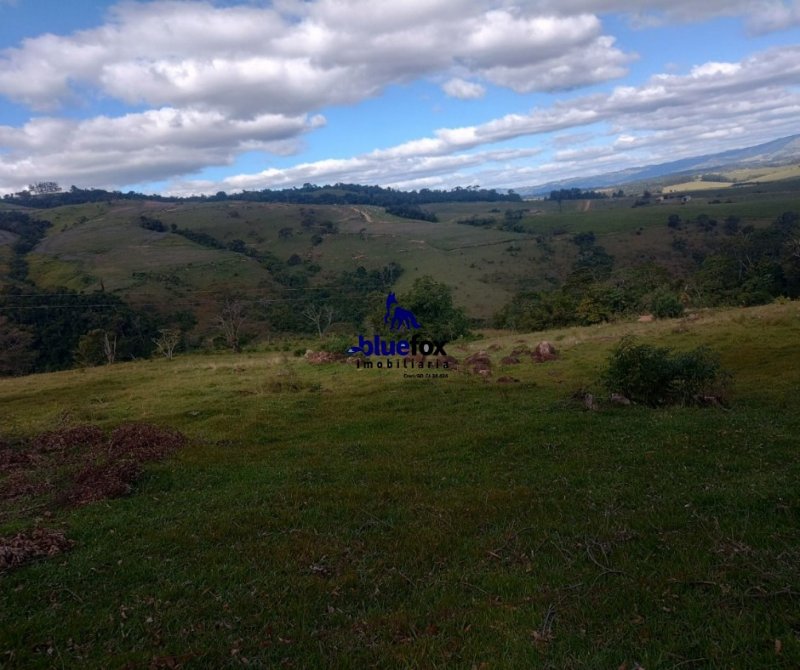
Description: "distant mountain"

(516, 134), (800, 196)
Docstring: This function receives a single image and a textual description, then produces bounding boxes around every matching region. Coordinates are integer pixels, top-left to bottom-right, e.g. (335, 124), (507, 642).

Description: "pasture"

(1, 302), (799, 667)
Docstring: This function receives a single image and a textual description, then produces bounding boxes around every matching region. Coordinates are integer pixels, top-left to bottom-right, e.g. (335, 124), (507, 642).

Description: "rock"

(465, 351), (492, 366)
(465, 351), (492, 375)
(583, 393), (598, 411)
(501, 356), (521, 365)
(610, 393), (631, 406)
(304, 350), (342, 364)
(532, 341), (558, 363)
(638, 314), (654, 323)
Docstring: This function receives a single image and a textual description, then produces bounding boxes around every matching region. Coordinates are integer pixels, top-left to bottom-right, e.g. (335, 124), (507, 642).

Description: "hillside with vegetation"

(1, 176), (798, 375)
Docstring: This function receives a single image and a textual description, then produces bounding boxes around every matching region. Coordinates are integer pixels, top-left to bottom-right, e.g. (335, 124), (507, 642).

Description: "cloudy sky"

(0, 0), (799, 196)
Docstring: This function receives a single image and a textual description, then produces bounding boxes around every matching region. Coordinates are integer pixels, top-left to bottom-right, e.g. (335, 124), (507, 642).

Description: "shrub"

(319, 334), (353, 355)
(603, 336), (724, 406)
(650, 288), (685, 319)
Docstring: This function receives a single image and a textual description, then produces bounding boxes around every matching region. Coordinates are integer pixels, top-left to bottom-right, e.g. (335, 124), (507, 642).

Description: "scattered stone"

(532, 341), (558, 363)
(610, 393), (632, 406)
(583, 393), (598, 411)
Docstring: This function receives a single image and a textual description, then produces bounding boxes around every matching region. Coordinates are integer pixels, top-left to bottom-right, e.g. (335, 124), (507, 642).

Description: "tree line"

(3, 183), (521, 209)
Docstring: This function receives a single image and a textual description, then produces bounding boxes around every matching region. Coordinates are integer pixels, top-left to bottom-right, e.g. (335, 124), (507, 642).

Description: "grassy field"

(1, 302), (799, 667)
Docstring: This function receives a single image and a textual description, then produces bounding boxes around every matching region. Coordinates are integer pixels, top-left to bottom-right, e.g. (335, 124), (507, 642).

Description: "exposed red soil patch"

(0, 423), (187, 573)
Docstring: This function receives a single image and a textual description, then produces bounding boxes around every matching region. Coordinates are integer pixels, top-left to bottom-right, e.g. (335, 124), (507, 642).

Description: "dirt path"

(351, 207), (374, 224)
(581, 199), (592, 212)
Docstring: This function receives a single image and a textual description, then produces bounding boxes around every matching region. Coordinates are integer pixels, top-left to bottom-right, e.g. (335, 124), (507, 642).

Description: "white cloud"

(0, 1), (799, 193)
(746, 0), (800, 33)
(165, 44), (800, 192)
(0, 1), (634, 115)
(476, 35), (632, 93)
(0, 109), (324, 187)
(442, 78), (486, 99)
(522, 0), (800, 33)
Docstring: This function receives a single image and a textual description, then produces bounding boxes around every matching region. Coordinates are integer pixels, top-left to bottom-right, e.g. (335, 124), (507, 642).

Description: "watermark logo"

(384, 291), (420, 331)
(348, 292), (449, 369)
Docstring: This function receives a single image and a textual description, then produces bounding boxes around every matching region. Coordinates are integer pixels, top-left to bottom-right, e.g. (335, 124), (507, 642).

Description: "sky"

(0, 0), (799, 196)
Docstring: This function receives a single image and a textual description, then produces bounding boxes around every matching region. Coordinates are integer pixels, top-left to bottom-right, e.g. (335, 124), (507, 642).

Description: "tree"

(216, 299), (246, 352)
(28, 181), (61, 195)
(75, 329), (107, 367)
(302, 303), (334, 337)
(0, 317), (36, 376)
(153, 328), (181, 360)
(723, 216), (740, 236)
(398, 276), (470, 341)
(103, 331), (117, 364)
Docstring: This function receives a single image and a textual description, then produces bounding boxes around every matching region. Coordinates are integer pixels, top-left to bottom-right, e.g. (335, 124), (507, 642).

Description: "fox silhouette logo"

(348, 292), (439, 356)
(383, 292), (420, 331)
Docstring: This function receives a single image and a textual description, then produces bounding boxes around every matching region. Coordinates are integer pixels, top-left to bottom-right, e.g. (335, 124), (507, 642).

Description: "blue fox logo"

(347, 292), (421, 354)
(384, 292), (420, 331)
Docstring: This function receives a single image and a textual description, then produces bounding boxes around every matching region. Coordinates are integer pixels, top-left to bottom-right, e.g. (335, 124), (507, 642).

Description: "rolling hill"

(518, 134), (800, 196)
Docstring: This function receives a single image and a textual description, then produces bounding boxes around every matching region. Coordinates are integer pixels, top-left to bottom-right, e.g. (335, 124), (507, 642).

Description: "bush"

(603, 336), (724, 406)
(319, 334), (353, 355)
(650, 288), (685, 319)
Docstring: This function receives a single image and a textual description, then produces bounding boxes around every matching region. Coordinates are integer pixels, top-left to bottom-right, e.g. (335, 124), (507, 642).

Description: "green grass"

(1, 302), (799, 667)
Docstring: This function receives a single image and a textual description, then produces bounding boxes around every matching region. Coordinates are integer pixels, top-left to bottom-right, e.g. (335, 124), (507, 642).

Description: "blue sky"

(1, 0), (799, 195)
